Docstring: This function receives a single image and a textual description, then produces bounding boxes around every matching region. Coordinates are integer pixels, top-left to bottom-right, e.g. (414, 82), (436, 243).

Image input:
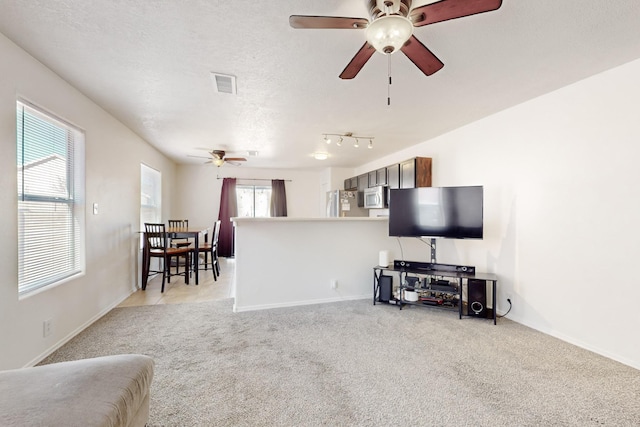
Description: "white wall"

(0, 33), (177, 369)
(234, 218), (426, 311)
(174, 165), (329, 225)
(356, 58), (640, 370)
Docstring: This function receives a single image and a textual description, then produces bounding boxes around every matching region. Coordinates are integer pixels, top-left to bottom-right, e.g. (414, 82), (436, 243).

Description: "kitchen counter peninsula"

(232, 217), (398, 312)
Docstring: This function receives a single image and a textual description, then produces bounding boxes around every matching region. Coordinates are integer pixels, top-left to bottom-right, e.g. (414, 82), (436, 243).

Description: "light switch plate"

(93, 203), (98, 215)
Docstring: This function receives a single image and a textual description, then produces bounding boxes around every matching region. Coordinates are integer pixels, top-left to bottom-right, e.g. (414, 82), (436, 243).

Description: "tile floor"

(118, 257), (234, 307)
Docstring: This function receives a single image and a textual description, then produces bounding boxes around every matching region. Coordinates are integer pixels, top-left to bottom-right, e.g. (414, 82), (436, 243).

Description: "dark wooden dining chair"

(212, 219), (221, 276)
(143, 223), (193, 292)
(167, 219), (191, 247)
(195, 220), (221, 280)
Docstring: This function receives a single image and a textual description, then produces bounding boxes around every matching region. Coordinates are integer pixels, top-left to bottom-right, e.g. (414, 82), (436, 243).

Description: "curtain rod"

(216, 177), (292, 182)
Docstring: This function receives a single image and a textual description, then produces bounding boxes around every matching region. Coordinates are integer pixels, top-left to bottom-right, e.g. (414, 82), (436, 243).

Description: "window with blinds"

(17, 100), (85, 295)
(140, 163), (161, 232)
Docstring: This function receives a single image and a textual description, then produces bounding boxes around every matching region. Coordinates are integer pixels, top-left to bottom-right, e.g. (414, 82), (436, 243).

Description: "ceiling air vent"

(210, 72), (237, 94)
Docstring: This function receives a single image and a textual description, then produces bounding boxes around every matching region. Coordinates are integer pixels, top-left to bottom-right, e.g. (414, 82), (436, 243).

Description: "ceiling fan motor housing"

(367, 0), (412, 20)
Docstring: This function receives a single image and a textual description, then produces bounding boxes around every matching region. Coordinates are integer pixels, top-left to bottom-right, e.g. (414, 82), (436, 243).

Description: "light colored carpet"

(41, 299), (640, 426)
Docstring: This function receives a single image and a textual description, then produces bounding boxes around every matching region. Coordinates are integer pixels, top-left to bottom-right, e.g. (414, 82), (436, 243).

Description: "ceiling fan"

(189, 150), (247, 167)
(289, 0), (502, 79)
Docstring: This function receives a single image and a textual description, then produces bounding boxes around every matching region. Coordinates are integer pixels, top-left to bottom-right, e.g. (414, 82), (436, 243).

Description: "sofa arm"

(0, 354), (154, 427)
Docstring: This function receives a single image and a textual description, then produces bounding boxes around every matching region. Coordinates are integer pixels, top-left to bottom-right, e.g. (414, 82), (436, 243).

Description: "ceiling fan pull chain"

(387, 53), (392, 106)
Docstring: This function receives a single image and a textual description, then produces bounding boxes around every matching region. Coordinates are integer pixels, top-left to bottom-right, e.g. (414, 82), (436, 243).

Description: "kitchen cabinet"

(344, 177), (358, 190)
(367, 168), (388, 188)
(387, 164), (400, 189)
(400, 157), (432, 188)
(356, 173), (368, 207)
(344, 157), (430, 204)
(368, 171), (377, 187)
(376, 167), (387, 186)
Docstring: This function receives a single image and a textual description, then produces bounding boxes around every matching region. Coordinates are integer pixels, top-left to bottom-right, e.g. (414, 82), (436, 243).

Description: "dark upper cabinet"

(387, 164), (400, 189)
(400, 159), (415, 189)
(368, 171), (377, 187)
(346, 157), (430, 205)
(357, 173), (369, 191)
(357, 173), (368, 207)
(376, 167), (387, 186)
(367, 168), (389, 188)
(400, 157), (432, 189)
(344, 177), (358, 190)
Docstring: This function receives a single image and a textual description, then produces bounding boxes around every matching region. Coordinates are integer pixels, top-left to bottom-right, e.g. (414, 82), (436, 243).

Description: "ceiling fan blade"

(187, 154), (211, 159)
(339, 42), (376, 79)
(224, 157), (247, 162)
(400, 36), (444, 76)
(410, 0), (502, 27)
(289, 15), (368, 29)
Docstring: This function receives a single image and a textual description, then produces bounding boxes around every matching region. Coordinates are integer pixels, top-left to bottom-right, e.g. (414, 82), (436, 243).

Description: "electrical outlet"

(330, 279), (338, 290)
(43, 319), (52, 337)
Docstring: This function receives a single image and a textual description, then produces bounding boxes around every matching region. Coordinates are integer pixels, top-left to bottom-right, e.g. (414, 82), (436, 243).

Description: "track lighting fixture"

(322, 132), (374, 149)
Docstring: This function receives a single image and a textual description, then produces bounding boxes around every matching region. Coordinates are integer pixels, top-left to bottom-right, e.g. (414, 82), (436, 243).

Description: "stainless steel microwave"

(364, 185), (387, 209)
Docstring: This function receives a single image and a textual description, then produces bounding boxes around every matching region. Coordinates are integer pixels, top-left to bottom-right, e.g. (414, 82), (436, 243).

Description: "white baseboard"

(22, 291), (134, 368)
(233, 294), (371, 313)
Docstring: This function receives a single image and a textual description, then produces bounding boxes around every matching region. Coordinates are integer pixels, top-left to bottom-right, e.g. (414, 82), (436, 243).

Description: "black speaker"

(378, 275), (393, 303)
(467, 279), (487, 317)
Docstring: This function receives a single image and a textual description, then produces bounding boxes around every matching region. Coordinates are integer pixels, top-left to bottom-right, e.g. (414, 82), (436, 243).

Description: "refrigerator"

(326, 190), (367, 217)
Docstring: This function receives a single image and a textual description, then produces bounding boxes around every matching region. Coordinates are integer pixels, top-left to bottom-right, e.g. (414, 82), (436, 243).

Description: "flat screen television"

(389, 186), (483, 239)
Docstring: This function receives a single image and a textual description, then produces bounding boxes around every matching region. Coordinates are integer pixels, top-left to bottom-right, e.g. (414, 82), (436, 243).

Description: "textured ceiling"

(1, 0), (639, 169)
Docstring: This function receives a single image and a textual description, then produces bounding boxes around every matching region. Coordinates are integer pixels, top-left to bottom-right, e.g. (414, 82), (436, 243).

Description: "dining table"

(141, 225), (209, 290)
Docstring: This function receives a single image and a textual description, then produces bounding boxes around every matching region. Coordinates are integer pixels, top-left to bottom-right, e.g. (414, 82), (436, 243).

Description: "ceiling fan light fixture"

(213, 158), (225, 167)
(354, 138), (359, 148)
(337, 137), (343, 147)
(313, 152), (328, 160)
(365, 15), (413, 54)
(368, 139), (373, 149)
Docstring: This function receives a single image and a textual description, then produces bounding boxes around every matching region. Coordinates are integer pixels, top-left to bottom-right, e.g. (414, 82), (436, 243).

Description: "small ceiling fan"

(189, 150), (247, 167)
(289, 0), (502, 79)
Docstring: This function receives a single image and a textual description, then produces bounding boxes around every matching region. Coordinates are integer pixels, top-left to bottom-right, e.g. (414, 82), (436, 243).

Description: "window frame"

(236, 183), (272, 218)
(140, 164), (162, 225)
(16, 99), (86, 297)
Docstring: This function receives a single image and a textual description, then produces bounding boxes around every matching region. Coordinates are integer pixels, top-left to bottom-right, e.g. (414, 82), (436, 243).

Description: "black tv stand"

(373, 262), (498, 324)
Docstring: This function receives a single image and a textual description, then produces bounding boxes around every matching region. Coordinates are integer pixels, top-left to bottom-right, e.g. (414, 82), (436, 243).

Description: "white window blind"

(17, 100), (85, 295)
(140, 163), (161, 230)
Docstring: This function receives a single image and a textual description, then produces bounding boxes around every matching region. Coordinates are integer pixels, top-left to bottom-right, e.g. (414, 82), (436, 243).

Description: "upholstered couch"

(0, 354), (154, 427)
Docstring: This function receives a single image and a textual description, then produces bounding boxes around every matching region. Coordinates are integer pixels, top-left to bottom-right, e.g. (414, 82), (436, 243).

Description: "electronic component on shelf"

(420, 296), (444, 305)
(393, 260), (475, 274)
(429, 279), (457, 292)
(404, 276), (420, 288)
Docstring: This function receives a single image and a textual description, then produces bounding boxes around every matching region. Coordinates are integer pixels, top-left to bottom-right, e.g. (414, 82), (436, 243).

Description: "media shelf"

(373, 263), (498, 324)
